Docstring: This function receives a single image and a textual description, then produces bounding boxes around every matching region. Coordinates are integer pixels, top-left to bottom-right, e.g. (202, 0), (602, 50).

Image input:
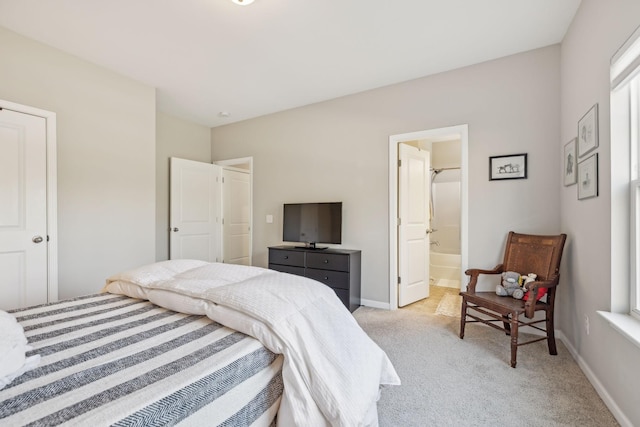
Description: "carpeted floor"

(354, 286), (619, 427)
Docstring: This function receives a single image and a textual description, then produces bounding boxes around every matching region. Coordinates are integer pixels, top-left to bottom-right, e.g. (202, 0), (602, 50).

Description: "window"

(611, 26), (640, 320)
(630, 76), (640, 319)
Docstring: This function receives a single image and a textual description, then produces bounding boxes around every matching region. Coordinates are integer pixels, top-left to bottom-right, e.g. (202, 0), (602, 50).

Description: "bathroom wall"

(430, 140), (461, 254)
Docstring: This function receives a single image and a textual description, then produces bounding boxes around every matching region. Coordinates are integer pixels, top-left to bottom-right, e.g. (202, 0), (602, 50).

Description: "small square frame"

(489, 153), (527, 180)
(563, 138), (577, 186)
(578, 104), (598, 157)
(577, 153), (598, 200)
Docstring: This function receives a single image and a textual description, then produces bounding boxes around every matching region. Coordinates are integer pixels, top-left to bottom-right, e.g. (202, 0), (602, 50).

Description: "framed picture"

(578, 104), (598, 157)
(563, 138), (577, 186)
(578, 153), (598, 200)
(489, 153), (527, 180)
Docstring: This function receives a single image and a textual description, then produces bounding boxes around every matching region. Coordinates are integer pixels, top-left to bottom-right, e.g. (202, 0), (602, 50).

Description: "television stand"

(295, 243), (327, 250)
(268, 245), (361, 312)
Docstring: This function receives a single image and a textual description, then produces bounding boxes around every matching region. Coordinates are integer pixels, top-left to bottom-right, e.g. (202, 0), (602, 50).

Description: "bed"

(1, 260), (400, 426)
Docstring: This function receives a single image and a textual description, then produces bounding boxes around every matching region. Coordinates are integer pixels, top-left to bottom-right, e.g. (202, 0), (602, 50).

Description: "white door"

(222, 168), (251, 265)
(398, 143), (430, 307)
(169, 158), (221, 262)
(0, 109), (48, 310)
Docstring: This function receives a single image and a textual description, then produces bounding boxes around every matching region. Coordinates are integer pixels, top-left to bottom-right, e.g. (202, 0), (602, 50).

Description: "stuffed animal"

(521, 273), (547, 301)
(496, 271), (525, 299)
(521, 273), (537, 287)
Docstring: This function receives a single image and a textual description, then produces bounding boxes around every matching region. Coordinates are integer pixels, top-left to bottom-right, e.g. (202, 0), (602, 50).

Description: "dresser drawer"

(268, 264), (305, 276)
(306, 252), (349, 272)
(332, 288), (349, 309)
(305, 268), (349, 290)
(268, 249), (305, 267)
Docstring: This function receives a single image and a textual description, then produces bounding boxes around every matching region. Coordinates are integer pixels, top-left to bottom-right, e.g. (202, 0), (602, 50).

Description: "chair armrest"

(463, 264), (504, 293)
(524, 274), (560, 318)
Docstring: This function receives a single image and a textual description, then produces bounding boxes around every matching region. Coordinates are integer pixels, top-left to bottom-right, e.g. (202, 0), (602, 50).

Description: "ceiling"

(0, 0), (581, 128)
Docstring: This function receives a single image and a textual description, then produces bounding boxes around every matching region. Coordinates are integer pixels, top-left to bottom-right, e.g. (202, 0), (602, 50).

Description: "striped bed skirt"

(0, 293), (283, 426)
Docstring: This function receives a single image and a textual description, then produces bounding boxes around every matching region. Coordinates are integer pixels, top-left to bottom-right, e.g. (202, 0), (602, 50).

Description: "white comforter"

(0, 309), (40, 390)
(104, 260), (400, 427)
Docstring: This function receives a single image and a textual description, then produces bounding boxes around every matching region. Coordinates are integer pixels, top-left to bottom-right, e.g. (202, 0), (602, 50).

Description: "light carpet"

(354, 298), (619, 427)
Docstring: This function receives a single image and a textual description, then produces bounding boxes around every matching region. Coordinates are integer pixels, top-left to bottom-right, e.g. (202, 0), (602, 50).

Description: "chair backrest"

(502, 232), (567, 281)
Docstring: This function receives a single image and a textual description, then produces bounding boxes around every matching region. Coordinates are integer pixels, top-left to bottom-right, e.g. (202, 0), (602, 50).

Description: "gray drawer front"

(269, 263), (305, 276)
(305, 268), (349, 290)
(269, 249), (305, 267)
(306, 252), (349, 272)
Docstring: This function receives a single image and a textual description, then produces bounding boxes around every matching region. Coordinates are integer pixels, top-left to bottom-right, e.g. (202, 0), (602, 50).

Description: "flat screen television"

(283, 202), (342, 249)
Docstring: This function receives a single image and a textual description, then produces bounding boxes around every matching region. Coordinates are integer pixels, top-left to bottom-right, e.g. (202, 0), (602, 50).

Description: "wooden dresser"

(268, 245), (361, 312)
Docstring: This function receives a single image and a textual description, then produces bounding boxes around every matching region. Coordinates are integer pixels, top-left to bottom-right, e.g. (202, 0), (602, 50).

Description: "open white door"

(222, 168), (251, 265)
(398, 143), (430, 307)
(0, 109), (48, 310)
(169, 158), (220, 262)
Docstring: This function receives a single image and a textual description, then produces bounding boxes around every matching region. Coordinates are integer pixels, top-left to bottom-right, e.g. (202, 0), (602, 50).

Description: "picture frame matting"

(489, 153), (527, 181)
(577, 153), (598, 200)
(578, 103), (598, 157)
(563, 138), (577, 186)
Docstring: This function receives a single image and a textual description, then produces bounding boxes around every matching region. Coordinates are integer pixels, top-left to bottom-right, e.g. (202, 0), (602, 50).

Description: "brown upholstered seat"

(459, 231), (567, 368)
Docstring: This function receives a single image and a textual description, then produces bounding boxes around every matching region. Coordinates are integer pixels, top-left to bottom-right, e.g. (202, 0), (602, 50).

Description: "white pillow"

(0, 310), (40, 389)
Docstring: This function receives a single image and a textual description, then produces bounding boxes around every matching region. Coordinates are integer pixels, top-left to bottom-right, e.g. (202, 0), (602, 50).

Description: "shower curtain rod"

(430, 166), (461, 172)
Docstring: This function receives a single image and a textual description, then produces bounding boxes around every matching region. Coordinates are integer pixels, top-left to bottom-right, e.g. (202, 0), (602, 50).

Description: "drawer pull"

(284, 256), (288, 259)
(324, 276), (329, 280)
(324, 259), (329, 263)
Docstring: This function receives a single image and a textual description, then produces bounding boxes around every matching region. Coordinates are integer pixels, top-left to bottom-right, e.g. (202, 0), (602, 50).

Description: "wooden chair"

(459, 231), (567, 368)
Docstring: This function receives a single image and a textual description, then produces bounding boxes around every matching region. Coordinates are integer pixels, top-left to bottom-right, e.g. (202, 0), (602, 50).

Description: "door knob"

(172, 227), (179, 232)
(32, 236), (44, 243)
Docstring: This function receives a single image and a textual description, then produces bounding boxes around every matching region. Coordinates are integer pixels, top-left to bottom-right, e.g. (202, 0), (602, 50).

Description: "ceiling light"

(231, 0), (254, 5)
(218, 111), (231, 118)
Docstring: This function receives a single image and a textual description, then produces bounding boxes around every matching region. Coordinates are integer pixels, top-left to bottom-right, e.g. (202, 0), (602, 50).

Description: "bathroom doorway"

(388, 124), (468, 310)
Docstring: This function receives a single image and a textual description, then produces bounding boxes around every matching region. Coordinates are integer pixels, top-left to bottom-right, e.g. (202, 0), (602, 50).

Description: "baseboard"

(359, 298), (390, 310)
(433, 279), (461, 289)
(556, 330), (632, 427)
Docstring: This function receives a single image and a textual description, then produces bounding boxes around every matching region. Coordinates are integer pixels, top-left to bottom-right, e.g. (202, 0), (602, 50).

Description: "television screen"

(283, 202), (342, 246)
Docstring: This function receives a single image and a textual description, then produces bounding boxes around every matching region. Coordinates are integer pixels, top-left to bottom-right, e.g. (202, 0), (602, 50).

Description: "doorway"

(388, 124), (468, 310)
(169, 156), (253, 265)
(0, 99), (58, 309)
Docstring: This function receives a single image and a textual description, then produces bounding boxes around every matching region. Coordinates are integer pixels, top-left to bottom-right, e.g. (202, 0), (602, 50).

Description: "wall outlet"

(266, 214), (273, 224)
(584, 314), (590, 335)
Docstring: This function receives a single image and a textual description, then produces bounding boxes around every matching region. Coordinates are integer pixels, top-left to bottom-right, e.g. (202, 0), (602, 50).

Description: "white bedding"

(0, 310), (40, 390)
(104, 260), (400, 427)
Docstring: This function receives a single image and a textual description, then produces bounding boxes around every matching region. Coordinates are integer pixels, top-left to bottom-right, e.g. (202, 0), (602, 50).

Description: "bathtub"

(430, 250), (461, 288)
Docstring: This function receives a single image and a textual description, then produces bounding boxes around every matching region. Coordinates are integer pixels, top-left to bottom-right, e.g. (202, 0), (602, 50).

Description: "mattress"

(0, 293), (283, 427)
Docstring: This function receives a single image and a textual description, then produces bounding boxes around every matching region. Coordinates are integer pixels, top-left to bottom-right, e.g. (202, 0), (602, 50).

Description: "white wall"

(211, 45), (562, 304)
(156, 111), (212, 261)
(560, 1), (640, 426)
(0, 26), (156, 299)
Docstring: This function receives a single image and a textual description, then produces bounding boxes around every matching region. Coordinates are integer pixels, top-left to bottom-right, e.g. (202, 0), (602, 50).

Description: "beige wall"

(0, 26), (156, 299)
(211, 45), (562, 304)
(560, 1), (640, 425)
(156, 111), (212, 261)
(1, 3), (639, 422)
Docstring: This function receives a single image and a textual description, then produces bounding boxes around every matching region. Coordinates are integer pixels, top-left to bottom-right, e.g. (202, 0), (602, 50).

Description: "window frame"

(631, 77), (640, 319)
(611, 26), (640, 320)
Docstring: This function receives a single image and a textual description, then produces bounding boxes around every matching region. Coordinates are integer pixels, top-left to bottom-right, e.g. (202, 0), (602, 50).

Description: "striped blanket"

(0, 293), (283, 426)
(104, 260), (401, 426)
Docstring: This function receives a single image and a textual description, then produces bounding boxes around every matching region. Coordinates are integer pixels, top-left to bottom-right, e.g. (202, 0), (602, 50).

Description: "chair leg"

(502, 315), (511, 336)
(546, 311), (558, 355)
(510, 315), (518, 368)
(459, 299), (467, 339)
